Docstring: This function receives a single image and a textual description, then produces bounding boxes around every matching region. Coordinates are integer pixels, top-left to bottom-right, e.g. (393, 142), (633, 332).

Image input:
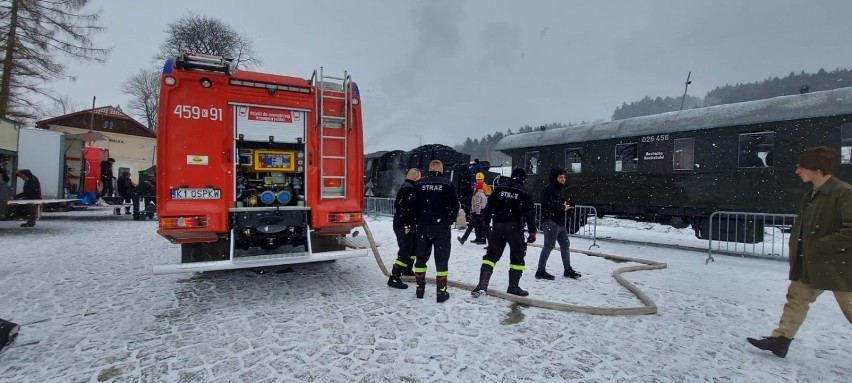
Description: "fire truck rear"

(152, 53), (369, 274)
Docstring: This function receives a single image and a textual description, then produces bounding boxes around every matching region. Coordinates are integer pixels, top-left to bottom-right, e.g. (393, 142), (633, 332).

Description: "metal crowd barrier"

(534, 203), (599, 249)
(364, 197), (395, 217)
(705, 211), (797, 264)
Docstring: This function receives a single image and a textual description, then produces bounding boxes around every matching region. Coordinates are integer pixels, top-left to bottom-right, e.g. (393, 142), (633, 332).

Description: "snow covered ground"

(1, 209), (850, 382)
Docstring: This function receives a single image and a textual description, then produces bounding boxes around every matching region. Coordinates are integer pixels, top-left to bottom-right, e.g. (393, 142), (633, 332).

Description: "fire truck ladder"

(317, 67), (351, 200)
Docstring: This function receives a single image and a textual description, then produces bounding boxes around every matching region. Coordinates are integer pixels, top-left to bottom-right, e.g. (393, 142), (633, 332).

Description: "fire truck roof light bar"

(175, 52), (232, 74)
(229, 79), (311, 94)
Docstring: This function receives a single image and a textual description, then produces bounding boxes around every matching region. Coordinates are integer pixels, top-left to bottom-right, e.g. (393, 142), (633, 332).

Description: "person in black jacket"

(471, 167), (537, 297)
(412, 160), (458, 302)
(100, 158), (116, 197)
(0, 166), (11, 219)
(14, 169), (41, 227)
(388, 168), (421, 289)
(133, 174), (156, 220)
(536, 167), (582, 280)
(116, 171), (136, 215)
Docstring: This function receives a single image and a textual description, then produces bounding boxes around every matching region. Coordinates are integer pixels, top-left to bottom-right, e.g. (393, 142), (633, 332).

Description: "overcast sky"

(48, 0), (852, 152)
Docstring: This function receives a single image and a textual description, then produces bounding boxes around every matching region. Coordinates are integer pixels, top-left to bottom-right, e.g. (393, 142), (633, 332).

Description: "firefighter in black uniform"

(412, 160), (458, 302)
(388, 168), (421, 289)
(471, 167), (537, 297)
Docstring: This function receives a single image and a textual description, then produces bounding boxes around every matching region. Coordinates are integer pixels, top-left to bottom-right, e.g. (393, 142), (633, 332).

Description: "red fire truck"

(152, 53), (369, 274)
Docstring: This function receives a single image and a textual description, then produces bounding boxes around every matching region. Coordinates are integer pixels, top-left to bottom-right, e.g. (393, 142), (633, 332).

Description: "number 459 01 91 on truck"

(152, 52), (372, 274)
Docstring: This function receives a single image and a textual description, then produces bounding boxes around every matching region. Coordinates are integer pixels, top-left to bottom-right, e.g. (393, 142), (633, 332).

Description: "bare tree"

(43, 94), (83, 119)
(0, 0), (110, 119)
(156, 13), (261, 70)
(122, 69), (159, 130)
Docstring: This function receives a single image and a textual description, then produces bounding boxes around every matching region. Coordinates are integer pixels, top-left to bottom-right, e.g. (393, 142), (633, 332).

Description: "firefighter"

(471, 167), (537, 297)
(412, 160), (458, 302)
(387, 168), (421, 289)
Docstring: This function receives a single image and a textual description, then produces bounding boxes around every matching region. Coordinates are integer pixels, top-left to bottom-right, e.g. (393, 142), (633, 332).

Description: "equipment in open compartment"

(253, 150), (295, 172)
(235, 172), (303, 207)
(236, 148), (305, 207)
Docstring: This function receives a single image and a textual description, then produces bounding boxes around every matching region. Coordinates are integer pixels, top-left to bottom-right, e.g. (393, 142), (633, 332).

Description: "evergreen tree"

(0, 0), (109, 119)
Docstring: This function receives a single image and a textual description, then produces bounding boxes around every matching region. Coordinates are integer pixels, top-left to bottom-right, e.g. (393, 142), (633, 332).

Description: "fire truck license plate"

(171, 188), (221, 199)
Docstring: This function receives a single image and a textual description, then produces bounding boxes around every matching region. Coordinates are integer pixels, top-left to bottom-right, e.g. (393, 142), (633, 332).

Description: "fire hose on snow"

(360, 222), (667, 316)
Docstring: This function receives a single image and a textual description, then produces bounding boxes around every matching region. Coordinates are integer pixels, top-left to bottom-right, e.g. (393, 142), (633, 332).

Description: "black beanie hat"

(510, 167), (526, 182)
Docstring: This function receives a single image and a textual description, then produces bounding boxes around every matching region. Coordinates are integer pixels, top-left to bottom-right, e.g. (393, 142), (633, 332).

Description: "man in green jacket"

(748, 146), (852, 358)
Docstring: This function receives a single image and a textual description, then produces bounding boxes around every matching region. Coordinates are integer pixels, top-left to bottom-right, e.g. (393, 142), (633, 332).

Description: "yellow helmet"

(475, 172), (485, 181)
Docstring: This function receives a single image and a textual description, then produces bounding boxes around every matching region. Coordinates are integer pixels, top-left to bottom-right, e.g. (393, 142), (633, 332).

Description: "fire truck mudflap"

(152, 53), (371, 274)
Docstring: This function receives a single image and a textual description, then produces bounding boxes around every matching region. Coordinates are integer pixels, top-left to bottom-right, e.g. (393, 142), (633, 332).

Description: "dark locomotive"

(364, 144), (501, 213)
(495, 87), (852, 242)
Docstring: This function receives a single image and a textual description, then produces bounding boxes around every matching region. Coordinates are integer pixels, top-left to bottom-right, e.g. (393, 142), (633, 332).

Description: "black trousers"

(461, 212), (489, 242)
(482, 221), (527, 271)
(414, 224), (451, 274)
(392, 223), (417, 268)
(101, 177), (114, 197)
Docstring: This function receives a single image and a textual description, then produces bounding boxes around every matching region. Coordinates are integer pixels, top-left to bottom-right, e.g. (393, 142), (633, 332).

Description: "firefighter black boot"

(387, 264), (408, 289)
(506, 270), (529, 297)
(436, 275), (450, 303)
(415, 272), (426, 299)
(402, 257), (416, 276)
(471, 266), (493, 298)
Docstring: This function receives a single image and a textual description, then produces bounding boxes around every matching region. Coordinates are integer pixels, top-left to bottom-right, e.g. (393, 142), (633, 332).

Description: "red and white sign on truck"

(152, 52), (371, 274)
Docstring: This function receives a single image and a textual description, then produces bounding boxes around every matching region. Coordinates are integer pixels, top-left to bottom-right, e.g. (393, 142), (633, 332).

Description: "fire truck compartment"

(232, 208), (308, 249)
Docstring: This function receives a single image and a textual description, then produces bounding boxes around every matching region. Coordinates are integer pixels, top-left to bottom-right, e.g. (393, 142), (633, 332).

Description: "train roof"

(496, 86), (852, 151)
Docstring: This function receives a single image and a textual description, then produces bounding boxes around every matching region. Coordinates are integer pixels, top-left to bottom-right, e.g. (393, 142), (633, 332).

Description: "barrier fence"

(365, 198), (800, 261)
(533, 203), (599, 249)
(705, 211), (796, 264)
(363, 197), (395, 217)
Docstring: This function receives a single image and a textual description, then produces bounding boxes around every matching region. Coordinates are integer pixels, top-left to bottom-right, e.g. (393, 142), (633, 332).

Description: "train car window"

(841, 123), (852, 164)
(737, 132), (774, 168)
(564, 148), (583, 173)
(524, 151), (540, 175)
(672, 137), (695, 170)
(615, 143), (638, 172)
